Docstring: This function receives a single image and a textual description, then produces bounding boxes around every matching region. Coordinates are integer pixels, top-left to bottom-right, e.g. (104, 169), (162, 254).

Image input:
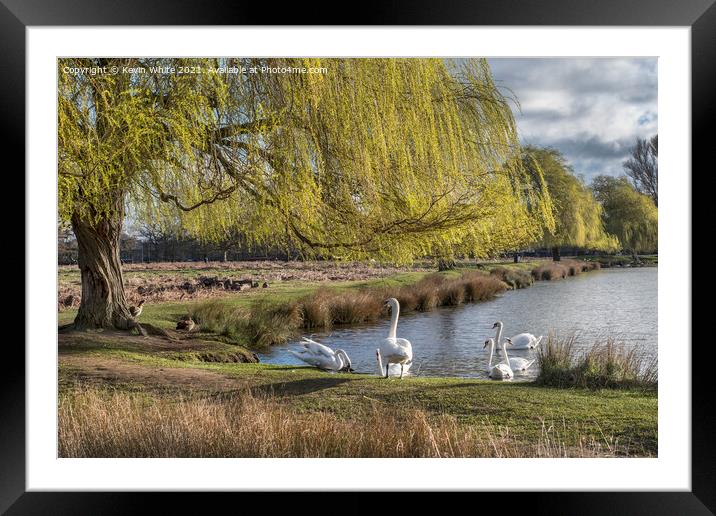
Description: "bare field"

(58, 260), (431, 310)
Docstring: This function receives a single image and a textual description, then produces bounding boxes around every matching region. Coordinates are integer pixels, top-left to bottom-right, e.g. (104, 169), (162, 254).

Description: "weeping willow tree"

(592, 175), (658, 259)
(59, 57), (552, 330)
(522, 146), (616, 261)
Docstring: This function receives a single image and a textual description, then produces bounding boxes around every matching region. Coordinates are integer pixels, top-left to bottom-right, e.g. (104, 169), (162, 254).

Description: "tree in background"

(59, 57), (553, 330)
(522, 146), (616, 261)
(592, 175), (658, 260)
(623, 135), (658, 206)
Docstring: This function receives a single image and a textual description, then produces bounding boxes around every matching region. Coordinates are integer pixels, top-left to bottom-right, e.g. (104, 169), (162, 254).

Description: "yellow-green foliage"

(523, 146), (617, 252)
(592, 175), (658, 254)
(58, 58), (554, 263)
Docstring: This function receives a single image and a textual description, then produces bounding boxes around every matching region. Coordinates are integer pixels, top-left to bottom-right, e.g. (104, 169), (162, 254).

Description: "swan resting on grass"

(289, 337), (354, 372)
(484, 338), (514, 380)
(492, 321), (543, 349)
(376, 298), (413, 378)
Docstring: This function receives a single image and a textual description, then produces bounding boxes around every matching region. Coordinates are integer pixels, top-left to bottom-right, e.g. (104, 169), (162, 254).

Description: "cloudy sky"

(487, 58), (657, 181)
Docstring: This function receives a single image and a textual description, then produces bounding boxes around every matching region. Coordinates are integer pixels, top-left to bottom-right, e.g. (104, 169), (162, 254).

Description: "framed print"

(5, 0), (712, 512)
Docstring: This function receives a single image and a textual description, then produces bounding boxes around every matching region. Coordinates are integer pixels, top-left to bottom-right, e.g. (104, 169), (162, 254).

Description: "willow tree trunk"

(71, 196), (134, 330)
(552, 246), (561, 262)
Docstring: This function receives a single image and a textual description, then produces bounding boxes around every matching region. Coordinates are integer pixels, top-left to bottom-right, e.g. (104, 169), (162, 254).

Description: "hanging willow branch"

(58, 57), (554, 263)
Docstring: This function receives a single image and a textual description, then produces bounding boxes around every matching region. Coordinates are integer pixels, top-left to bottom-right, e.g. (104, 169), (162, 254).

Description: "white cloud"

(488, 58), (658, 181)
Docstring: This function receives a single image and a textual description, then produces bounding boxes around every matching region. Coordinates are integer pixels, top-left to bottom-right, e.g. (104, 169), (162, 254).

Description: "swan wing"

(290, 348), (338, 370)
(380, 338), (412, 362)
(509, 357), (535, 371)
(509, 333), (537, 348)
(301, 337), (335, 358)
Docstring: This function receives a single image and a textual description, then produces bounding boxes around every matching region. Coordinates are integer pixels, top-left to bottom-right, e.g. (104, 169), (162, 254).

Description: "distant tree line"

(58, 225), (297, 265)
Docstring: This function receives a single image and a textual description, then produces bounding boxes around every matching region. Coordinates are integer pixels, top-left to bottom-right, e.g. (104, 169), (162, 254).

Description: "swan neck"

(501, 341), (511, 365)
(495, 323), (503, 345)
(376, 349), (384, 375)
(336, 350), (350, 369)
(388, 303), (399, 339)
(487, 341), (493, 370)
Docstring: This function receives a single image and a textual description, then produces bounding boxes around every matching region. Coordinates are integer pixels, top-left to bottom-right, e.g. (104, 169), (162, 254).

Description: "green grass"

(58, 328), (657, 456)
(57, 260), (655, 457)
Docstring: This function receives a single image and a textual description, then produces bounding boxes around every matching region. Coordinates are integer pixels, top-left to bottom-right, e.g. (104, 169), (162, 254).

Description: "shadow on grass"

(216, 376), (356, 399)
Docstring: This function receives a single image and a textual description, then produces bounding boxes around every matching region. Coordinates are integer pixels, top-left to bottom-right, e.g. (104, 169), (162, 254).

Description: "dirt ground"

(60, 354), (249, 392)
(59, 330), (259, 393)
(58, 260), (429, 310)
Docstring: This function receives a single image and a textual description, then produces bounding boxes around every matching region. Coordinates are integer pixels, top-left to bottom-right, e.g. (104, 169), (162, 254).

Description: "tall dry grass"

(193, 270), (508, 345)
(536, 334), (657, 389)
(530, 259), (600, 281)
(299, 271), (508, 329)
(58, 387), (632, 458)
(490, 266), (534, 289)
(190, 299), (302, 349)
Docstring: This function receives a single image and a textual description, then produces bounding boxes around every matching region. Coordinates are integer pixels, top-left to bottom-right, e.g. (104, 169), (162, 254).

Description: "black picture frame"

(4, 0), (710, 513)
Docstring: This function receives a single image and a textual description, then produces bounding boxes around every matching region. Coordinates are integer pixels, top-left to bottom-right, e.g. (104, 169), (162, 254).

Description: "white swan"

(500, 340), (536, 372)
(289, 337), (354, 372)
(377, 298), (413, 378)
(483, 338), (513, 380)
(376, 348), (412, 378)
(492, 321), (542, 350)
(506, 334), (543, 350)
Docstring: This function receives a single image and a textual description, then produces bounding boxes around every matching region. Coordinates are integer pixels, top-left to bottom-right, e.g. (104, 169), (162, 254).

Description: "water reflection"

(259, 267), (657, 381)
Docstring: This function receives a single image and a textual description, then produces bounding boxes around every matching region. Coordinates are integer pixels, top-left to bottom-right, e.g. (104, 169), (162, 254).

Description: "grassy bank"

(189, 270), (507, 349)
(58, 329), (657, 457)
(57, 259), (655, 458)
(58, 258), (602, 350)
(59, 383), (653, 458)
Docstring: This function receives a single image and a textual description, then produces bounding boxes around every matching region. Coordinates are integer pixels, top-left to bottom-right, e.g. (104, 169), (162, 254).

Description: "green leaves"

(59, 58), (554, 262)
(592, 176), (658, 253)
(523, 146), (616, 252)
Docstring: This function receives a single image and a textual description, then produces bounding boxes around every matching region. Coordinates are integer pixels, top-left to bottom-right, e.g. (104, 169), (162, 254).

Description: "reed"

(193, 270), (508, 348)
(536, 334), (657, 390)
(490, 266), (534, 289)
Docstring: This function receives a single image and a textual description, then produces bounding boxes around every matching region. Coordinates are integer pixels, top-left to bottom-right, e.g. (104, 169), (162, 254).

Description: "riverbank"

(57, 261), (656, 458)
(58, 330), (657, 457)
(58, 258), (601, 352)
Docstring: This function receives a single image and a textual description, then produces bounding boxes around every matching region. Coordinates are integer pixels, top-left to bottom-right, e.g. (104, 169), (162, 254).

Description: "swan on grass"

(492, 321), (542, 350)
(289, 337), (354, 372)
(483, 338), (513, 380)
(376, 349), (412, 378)
(501, 340), (536, 372)
(376, 298), (413, 378)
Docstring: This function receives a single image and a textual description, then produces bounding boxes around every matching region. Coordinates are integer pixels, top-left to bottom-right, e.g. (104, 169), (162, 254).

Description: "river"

(258, 267), (657, 381)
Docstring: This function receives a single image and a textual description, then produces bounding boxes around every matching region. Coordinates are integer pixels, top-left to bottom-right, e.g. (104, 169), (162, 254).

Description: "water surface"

(259, 267), (657, 381)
